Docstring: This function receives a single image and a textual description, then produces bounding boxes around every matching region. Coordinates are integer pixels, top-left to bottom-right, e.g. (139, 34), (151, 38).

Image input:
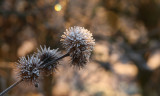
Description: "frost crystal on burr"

(37, 45), (61, 74)
(60, 26), (95, 68)
(17, 55), (42, 87)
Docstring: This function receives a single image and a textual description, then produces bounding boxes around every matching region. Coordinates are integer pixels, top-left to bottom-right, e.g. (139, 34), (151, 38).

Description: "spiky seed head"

(37, 45), (61, 75)
(60, 26), (95, 68)
(17, 55), (42, 87)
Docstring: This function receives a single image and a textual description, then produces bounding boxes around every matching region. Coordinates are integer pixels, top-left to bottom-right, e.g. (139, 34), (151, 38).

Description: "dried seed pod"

(37, 45), (61, 75)
(17, 55), (42, 87)
(61, 26), (95, 68)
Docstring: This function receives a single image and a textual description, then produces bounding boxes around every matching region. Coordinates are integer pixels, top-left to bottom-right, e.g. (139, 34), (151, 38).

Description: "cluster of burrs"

(0, 26), (95, 96)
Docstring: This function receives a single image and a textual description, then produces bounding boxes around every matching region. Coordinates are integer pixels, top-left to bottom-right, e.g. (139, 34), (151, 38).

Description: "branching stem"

(0, 53), (70, 96)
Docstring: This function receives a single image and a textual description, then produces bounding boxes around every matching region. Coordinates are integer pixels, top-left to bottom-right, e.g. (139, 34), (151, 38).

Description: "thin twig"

(0, 79), (23, 96)
(40, 53), (70, 68)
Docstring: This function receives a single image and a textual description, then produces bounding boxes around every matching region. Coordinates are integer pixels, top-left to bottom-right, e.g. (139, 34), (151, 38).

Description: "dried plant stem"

(40, 53), (70, 68)
(0, 79), (23, 96)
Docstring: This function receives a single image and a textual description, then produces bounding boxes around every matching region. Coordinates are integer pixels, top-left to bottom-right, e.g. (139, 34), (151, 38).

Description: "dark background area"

(0, 0), (160, 96)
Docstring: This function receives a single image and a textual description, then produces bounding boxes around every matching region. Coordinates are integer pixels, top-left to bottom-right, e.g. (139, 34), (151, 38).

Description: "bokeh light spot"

(54, 4), (62, 11)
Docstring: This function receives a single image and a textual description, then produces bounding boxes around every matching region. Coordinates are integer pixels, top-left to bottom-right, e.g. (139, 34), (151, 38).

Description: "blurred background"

(0, 0), (160, 96)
